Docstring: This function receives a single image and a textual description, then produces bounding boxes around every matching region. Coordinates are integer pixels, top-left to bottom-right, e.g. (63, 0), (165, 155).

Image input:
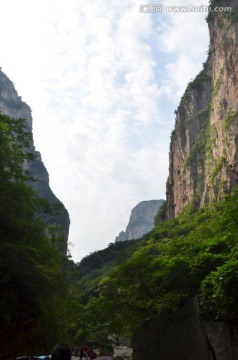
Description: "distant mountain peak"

(115, 199), (164, 242)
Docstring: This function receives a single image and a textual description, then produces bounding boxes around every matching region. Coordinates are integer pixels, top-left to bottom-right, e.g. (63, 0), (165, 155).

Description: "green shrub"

(224, 110), (238, 131)
(210, 156), (225, 184)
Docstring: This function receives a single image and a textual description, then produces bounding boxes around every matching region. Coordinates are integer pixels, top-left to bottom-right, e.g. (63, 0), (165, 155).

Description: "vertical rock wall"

(167, 0), (238, 217)
(132, 298), (238, 360)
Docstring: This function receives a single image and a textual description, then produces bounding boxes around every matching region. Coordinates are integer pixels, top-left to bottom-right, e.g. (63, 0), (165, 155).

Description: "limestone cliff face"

(167, 0), (238, 218)
(0, 69), (70, 253)
(115, 200), (163, 242)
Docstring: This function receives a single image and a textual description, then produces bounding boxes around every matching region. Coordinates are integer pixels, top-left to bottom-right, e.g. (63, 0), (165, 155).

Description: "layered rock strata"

(167, 0), (238, 217)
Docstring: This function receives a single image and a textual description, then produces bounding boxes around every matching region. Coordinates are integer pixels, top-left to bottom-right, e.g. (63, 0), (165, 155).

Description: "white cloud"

(0, 0), (210, 261)
(156, 0), (210, 99)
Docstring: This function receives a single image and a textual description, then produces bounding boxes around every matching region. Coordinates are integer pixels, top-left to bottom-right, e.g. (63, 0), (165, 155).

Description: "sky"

(0, 0), (210, 262)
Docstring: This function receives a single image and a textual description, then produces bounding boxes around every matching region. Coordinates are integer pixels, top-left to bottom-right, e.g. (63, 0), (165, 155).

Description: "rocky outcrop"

(132, 297), (238, 360)
(0, 69), (70, 253)
(167, 0), (238, 218)
(115, 200), (163, 242)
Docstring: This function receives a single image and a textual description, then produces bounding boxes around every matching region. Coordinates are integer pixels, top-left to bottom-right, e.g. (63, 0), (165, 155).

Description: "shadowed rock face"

(115, 200), (163, 242)
(132, 298), (238, 360)
(167, 0), (238, 218)
(0, 69), (70, 253)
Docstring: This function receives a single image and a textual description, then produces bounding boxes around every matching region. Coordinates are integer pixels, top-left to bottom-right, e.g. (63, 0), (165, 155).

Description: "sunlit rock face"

(0, 69), (70, 253)
(115, 200), (163, 242)
(167, 0), (238, 218)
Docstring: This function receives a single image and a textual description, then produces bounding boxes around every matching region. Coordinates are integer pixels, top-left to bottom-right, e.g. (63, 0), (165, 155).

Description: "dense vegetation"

(0, 114), (72, 352)
(1, 111), (238, 353)
(71, 187), (238, 345)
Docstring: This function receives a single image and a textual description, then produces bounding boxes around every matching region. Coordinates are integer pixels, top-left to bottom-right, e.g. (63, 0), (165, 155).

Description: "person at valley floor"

(79, 346), (83, 360)
(82, 343), (89, 358)
(51, 343), (72, 360)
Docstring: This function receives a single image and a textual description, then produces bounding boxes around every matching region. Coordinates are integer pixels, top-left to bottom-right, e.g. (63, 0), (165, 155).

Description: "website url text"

(139, 4), (232, 13)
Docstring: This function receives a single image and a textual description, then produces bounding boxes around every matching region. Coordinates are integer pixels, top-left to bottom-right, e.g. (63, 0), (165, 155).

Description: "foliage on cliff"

(0, 113), (72, 351)
(2, 102), (237, 353)
(69, 187), (238, 344)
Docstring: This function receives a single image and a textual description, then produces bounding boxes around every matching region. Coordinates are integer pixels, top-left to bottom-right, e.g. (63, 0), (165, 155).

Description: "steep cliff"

(167, 0), (238, 218)
(0, 69), (70, 253)
(115, 200), (163, 242)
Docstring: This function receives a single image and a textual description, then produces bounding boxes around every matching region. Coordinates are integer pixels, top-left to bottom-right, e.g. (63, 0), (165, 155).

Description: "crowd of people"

(51, 343), (102, 360)
(16, 342), (103, 359)
(78, 343), (101, 359)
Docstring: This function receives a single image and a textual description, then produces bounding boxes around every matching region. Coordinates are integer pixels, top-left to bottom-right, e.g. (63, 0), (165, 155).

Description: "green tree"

(73, 187), (238, 345)
(0, 114), (71, 353)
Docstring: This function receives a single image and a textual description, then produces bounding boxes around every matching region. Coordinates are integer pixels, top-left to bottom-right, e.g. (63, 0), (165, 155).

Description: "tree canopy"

(0, 114), (71, 352)
(71, 186), (238, 344)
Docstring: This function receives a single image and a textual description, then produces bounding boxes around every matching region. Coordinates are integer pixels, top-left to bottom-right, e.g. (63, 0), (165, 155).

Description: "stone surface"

(167, 0), (238, 218)
(205, 322), (238, 360)
(113, 346), (132, 359)
(132, 298), (238, 360)
(115, 200), (163, 242)
(0, 69), (70, 253)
